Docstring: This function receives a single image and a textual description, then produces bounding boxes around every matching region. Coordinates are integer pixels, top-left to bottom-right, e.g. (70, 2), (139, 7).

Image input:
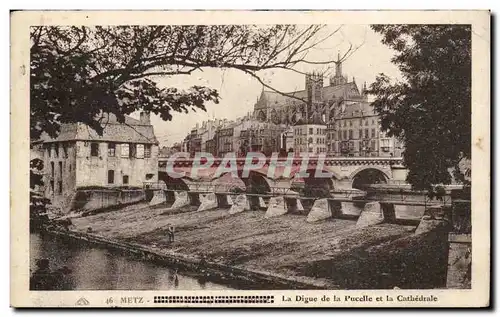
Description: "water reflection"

(30, 233), (230, 290)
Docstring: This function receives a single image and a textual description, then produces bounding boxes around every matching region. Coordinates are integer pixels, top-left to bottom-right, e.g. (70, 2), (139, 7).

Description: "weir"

(146, 187), (440, 227)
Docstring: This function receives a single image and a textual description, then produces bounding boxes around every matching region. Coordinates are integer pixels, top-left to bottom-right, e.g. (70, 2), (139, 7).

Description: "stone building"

(216, 125), (235, 157)
(32, 112), (159, 209)
(253, 56), (367, 127)
(205, 138), (217, 156)
(293, 115), (327, 155)
(330, 101), (404, 157)
(252, 57), (402, 157)
(238, 121), (285, 155)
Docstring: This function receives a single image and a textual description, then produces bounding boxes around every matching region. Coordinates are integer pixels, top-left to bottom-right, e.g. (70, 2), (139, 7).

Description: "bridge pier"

(197, 193), (218, 212)
(356, 202), (385, 227)
(229, 194), (250, 214)
(306, 199), (332, 223)
(149, 190), (166, 207)
(265, 196), (288, 218)
(168, 191), (190, 209)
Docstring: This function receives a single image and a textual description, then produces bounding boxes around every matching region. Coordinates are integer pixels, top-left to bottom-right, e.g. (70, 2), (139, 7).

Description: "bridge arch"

(349, 167), (390, 190)
(290, 168), (338, 197)
(243, 170), (272, 194)
(158, 171), (190, 191)
(209, 170), (271, 194)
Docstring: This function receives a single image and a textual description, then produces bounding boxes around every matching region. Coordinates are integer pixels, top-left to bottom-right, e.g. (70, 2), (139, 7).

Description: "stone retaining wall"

(69, 189), (145, 213)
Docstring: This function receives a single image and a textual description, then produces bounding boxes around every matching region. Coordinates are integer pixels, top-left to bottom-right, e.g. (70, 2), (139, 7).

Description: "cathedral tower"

(305, 71), (324, 105)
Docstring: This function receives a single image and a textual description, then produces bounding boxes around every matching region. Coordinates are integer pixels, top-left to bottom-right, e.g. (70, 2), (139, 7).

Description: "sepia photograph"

(10, 10), (489, 308)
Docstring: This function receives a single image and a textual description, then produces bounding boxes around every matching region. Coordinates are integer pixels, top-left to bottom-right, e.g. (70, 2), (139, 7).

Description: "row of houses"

(181, 115), (288, 157)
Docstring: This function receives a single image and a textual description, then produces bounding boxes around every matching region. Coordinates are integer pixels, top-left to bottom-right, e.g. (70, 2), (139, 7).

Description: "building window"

(365, 129), (369, 139)
(343, 130), (347, 140)
(349, 130), (353, 139)
(90, 143), (99, 156)
(144, 145), (152, 158)
(63, 144), (68, 158)
(309, 128), (313, 134)
(371, 128), (376, 138)
(58, 180), (62, 194)
(372, 119), (375, 125)
(349, 120), (353, 127)
(371, 140), (377, 151)
(123, 175), (129, 185)
(365, 121), (369, 126)
(308, 137), (313, 144)
(359, 119), (363, 125)
(50, 180), (54, 195)
(58, 161), (62, 179)
(108, 143), (116, 157)
(121, 143), (129, 157)
(136, 144), (144, 158)
(54, 144), (59, 158)
(338, 131), (342, 140)
(130, 144), (137, 158)
(108, 170), (114, 184)
(50, 162), (54, 179)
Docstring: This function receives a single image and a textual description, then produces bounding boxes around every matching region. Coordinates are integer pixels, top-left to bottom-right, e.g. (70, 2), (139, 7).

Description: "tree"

(367, 25), (471, 191)
(30, 25), (362, 141)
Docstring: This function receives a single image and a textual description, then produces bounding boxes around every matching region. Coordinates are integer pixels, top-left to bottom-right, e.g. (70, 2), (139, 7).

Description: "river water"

(30, 233), (231, 290)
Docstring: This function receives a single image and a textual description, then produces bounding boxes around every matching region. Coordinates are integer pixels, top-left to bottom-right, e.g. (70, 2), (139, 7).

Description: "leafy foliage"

(368, 25), (471, 190)
(30, 25), (350, 141)
(30, 158), (50, 224)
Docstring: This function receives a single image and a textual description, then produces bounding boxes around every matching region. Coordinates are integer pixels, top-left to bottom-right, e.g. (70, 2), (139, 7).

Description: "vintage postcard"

(11, 10), (490, 308)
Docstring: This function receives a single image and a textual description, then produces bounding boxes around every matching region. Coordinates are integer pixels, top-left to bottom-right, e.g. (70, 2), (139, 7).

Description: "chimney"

(139, 111), (151, 125)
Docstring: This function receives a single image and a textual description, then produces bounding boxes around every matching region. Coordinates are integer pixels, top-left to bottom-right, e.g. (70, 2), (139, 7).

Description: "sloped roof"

(339, 101), (376, 118)
(256, 82), (361, 108)
(294, 115), (326, 126)
(322, 82), (360, 100)
(255, 90), (307, 109)
(37, 113), (158, 144)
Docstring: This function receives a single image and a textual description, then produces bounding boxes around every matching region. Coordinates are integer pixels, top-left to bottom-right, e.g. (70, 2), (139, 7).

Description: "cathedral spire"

(335, 50), (342, 78)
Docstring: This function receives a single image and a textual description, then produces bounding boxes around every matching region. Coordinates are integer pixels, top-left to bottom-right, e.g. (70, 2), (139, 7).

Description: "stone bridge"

(156, 156), (407, 193)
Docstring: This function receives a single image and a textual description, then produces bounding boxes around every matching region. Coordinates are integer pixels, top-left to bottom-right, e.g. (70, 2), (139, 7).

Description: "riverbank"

(63, 202), (449, 289)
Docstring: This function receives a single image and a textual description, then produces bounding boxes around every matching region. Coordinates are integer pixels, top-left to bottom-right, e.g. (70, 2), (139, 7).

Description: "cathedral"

(252, 57), (368, 126)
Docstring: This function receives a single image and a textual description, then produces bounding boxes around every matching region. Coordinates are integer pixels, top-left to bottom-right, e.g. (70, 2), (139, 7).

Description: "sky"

(133, 25), (403, 146)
